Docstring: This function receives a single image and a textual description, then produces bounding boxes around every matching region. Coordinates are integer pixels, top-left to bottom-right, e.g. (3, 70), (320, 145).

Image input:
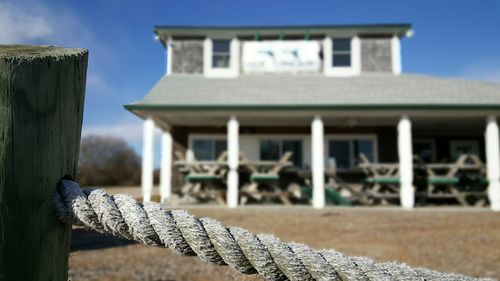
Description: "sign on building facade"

(242, 41), (321, 74)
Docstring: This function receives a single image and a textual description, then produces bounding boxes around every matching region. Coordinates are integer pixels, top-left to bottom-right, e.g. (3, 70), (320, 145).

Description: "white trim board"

(391, 35), (402, 75)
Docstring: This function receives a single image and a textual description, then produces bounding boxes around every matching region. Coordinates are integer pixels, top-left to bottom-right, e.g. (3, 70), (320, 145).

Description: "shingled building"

(126, 24), (500, 210)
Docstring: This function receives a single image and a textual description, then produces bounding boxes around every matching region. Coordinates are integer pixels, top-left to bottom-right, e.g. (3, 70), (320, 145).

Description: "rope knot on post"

(55, 180), (488, 281)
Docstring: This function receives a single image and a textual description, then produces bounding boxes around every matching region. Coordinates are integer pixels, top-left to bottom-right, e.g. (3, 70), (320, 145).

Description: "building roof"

(154, 23), (412, 39)
(125, 74), (500, 111)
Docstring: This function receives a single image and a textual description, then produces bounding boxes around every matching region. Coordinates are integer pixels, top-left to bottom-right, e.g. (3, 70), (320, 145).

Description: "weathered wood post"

(0, 46), (87, 280)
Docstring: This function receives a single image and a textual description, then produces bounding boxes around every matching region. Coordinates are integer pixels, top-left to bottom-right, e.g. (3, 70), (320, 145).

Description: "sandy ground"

(69, 192), (500, 281)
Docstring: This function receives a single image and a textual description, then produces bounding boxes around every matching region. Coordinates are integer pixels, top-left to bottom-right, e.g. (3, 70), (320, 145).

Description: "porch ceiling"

(144, 109), (488, 135)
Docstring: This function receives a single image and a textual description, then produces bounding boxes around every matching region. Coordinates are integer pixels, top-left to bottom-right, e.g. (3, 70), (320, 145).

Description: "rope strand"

(55, 180), (490, 281)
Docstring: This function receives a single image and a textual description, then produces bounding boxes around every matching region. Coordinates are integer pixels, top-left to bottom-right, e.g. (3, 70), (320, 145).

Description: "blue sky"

(1, 0), (500, 155)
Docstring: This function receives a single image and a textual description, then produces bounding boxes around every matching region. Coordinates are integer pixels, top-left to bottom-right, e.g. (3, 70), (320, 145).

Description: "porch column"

(485, 116), (500, 211)
(160, 130), (173, 203)
(227, 116), (239, 208)
(398, 116), (414, 209)
(311, 116), (325, 209)
(142, 117), (155, 202)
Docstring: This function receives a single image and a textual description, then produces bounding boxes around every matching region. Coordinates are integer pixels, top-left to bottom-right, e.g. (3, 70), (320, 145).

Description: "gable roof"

(125, 74), (500, 111)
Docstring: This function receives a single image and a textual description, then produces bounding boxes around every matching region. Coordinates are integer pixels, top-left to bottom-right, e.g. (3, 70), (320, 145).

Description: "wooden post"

(0, 46), (87, 280)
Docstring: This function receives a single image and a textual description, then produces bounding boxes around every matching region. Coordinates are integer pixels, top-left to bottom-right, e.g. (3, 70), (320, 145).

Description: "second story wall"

(360, 37), (393, 72)
(171, 40), (203, 74)
(168, 35), (400, 76)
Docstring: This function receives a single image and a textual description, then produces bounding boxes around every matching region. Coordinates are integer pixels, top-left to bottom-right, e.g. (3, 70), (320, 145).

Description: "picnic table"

(296, 169), (364, 205)
(425, 154), (488, 206)
(358, 153), (489, 206)
(173, 151), (228, 204)
(239, 152), (296, 205)
(358, 153), (402, 205)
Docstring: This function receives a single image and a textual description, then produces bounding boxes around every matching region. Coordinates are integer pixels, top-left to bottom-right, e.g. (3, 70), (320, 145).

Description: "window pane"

(354, 140), (374, 165)
(452, 145), (474, 160)
(212, 39), (231, 53)
(282, 140), (303, 167)
(332, 54), (351, 67)
(212, 54), (230, 68)
(260, 140), (280, 161)
(193, 139), (214, 160)
(414, 141), (434, 163)
(332, 38), (351, 51)
(214, 140), (227, 159)
(329, 140), (351, 170)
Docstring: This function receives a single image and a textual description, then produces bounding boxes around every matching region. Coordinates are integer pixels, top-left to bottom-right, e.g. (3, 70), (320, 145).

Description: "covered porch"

(132, 109), (500, 210)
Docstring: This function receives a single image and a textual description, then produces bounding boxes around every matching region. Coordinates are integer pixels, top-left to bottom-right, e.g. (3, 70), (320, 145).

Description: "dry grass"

(69, 206), (500, 281)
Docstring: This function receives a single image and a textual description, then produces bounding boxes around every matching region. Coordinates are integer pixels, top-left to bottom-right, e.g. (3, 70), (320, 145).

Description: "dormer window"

(332, 38), (351, 67)
(212, 39), (231, 68)
(204, 38), (239, 78)
(323, 36), (361, 77)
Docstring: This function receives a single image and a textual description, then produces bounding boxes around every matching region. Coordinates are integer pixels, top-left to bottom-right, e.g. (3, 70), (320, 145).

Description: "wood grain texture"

(0, 45), (87, 281)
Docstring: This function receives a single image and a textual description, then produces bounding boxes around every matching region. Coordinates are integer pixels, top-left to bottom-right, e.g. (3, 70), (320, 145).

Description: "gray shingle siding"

(361, 38), (393, 73)
(171, 40), (203, 74)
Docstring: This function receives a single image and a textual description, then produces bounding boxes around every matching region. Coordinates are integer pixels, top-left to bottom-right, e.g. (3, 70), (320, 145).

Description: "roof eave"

(154, 23), (412, 39)
(124, 103), (500, 111)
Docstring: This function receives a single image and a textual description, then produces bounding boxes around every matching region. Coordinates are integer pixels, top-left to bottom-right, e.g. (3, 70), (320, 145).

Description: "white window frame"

(325, 134), (378, 170)
(413, 138), (437, 162)
(204, 37), (240, 78)
(189, 135), (227, 160)
(323, 36), (361, 77)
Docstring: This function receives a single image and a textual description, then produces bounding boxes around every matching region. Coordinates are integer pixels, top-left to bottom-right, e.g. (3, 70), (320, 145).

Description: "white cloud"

(0, 1), (93, 46)
(0, 2), (53, 42)
(1, 0), (144, 153)
(459, 57), (500, 83)
(0, 0), (113, 94)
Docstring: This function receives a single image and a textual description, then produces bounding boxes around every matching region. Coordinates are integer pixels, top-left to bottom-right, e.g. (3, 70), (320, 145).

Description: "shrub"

(78, 135), (141, 186)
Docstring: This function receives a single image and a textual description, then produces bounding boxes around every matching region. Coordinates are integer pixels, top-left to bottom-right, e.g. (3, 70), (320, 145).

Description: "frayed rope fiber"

(55, 180), (492, 281)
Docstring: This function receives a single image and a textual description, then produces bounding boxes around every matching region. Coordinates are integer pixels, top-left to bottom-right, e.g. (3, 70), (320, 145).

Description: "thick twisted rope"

(55, 180), (490, 281)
